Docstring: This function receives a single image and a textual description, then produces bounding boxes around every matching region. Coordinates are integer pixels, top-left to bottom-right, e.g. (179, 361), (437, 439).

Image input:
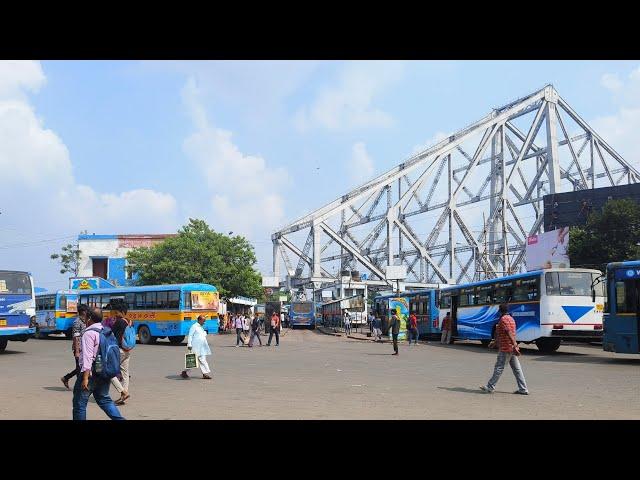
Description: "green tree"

(126, 218), (263, 300)
(567, 198), (640, 272)
(51, 243), (82, 276)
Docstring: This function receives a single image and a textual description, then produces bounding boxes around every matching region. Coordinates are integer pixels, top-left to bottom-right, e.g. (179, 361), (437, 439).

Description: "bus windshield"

(292, 303), (313, 314)
(545, 272), (599, 296)
(0, 272), (32, 295)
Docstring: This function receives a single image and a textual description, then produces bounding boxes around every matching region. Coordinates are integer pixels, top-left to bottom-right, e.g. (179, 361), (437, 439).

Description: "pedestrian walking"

(181, 315), (212, 379)
(60, 303), (89, 389)
(480, 304), (529, 395)
(390, 311), (400, 355)
(72, 307), (125, 420)
(373, 316), (383, 341)
(242, 314), (250, 341)
(106, 299), (133, 406)
(234, 314), (245, 347)
(368, 312), (374, 335)
(343, 310), (351, 335)
(248, 315), (262, 347)
(267, 311), (280, 346)
(280, 311), (286, 329)
(409, 312), (419, 345)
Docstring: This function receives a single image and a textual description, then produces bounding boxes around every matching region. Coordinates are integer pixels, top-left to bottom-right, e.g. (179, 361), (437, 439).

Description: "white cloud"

(182, 77), (289, 238)
(591, 65), (640, 165)
(0, 61), (179, 287)
(349, 142), (375, 184)
(294, 61), (404, 131)
(412, 131), (451, 155)
(601, 73), (622, 91)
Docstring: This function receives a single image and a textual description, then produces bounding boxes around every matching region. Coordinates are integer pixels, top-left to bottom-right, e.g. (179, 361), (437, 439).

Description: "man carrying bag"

(181, 315), (212, 380)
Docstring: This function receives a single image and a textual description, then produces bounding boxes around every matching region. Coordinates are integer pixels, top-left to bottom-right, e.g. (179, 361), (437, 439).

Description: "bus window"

(183, 292), (192, 310)
(410, 300), (418, 313)
(168, 291), (180, 309)
(477, 285), (493, 305)
(616, 281), (638, 313)
(545, 273), (560, 295)
(145, 292), (157, 309)
(440, 295), (451, 309)
(125, 293), (135, 311)
(494, 287), (510, 304)
(156, 291), (168, 309)
(459, 293), (470, 307)
(135, 293), (145, 309)
(513, 278), (539, 302)
(59, 295), (67, 311)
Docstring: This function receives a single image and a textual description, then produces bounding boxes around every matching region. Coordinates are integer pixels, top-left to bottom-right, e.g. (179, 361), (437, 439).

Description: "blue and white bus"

(0, 270), (36, 352)
(77, 283), (219, 344)
(437, 268), (604, 352)
(35, 290), (78, 338)
(603, 260), (640, 354)
(289, 301), (316, 329)
(373, 290), (441, 340)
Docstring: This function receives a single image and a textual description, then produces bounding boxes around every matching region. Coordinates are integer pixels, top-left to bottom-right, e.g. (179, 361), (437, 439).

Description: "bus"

(373, 290), (440, 340)
(0, 270), (36, 352)
(35, 290), (78, 338)
(322, 295), (366, 329)
(437, 268), (604, 352)
(289, 301), (316, 329)
(77, 283), (219, 344)
(603, 260), (640, 354)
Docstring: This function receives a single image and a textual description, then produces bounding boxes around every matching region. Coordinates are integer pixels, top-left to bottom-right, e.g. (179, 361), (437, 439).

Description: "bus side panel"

(509, 302), (541, 342)
(455, 305), (496, 339)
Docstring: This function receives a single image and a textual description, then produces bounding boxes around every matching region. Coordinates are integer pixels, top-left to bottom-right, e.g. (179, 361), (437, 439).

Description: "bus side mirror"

(591, 289), (596, 303)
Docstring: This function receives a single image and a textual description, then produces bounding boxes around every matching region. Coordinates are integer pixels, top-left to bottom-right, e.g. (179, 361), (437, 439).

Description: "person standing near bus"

(181, 315), (212, 379)
(108, 300), (133, 406)
(373, 316), (382, 341)
(343, 310), (351, 335)
(60, 304), (89, 389)
(267, 311), (280, 346)
(390, 311), (400, 355)
(234, 314), (244, 347)
(72, 307), (125, 420)
(409, 312), (419, 345)
(440, 312), (452, 345)
(480, 304), (529, 395)
(242, 314), (250, 339)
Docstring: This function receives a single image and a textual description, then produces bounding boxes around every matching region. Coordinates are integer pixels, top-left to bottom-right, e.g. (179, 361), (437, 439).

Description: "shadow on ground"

(0, 350), (26, 355)
(42, 386), (70, 392)
(437, 386), (489, 395)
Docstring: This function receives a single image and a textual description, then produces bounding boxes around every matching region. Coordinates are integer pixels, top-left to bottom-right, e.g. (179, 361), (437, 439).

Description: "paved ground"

(1, 328), (638, 419)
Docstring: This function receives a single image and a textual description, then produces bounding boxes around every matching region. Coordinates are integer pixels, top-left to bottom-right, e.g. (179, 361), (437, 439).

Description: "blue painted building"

(77, 234), (174, 287)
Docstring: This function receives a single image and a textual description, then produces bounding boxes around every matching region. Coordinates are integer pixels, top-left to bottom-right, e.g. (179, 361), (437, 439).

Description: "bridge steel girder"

(270, 85), (640, 288)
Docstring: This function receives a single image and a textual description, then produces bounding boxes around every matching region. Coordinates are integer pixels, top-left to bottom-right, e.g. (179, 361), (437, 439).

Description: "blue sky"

(1, 60), (639, 290)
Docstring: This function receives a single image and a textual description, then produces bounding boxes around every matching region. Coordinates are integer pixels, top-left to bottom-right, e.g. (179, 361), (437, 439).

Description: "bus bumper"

(550, 329), (603, 340)
(0, 327), (36, 341)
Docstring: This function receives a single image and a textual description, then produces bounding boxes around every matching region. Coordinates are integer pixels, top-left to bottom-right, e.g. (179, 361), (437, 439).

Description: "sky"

(1, 60), (639, 291)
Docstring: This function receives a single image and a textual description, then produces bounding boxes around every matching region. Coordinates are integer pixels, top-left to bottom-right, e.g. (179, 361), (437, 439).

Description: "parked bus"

(322, 295), (366, 329)
(0, 270), (36, 352)
(35, 290), (78, 338)
(437, 268), (604, 352)
(603, 260), (639, 354)
(289, 301), (316, 329)
(373, 290), (440, 340)
(77, 283), (219, 344)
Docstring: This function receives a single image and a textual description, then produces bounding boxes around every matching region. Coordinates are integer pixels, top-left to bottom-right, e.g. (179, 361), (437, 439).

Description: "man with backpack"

(107, 299), (135, 406)
(72, 307), (125, 420)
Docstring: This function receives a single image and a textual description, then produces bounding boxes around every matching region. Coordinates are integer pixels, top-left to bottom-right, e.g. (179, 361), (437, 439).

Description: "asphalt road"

(1, 329), (638, 419)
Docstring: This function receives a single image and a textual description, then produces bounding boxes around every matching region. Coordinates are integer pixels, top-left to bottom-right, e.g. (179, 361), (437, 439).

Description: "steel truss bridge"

(271, 85), (640, 291)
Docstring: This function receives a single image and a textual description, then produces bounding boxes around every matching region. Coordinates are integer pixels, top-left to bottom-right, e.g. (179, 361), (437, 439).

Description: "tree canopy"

(126, 219), (262, 300)
(567, 198), (640, 272)
(51, 243), (81, 276)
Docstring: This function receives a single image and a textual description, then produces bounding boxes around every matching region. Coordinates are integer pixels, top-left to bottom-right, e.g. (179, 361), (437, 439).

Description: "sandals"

(115, 392), (130, 405)
(202, 374), (212, 380)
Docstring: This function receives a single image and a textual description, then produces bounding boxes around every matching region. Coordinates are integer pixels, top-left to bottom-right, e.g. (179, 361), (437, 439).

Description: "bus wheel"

(168, 335), (185, 345)
(535, 338), (561, 353)
(138, 326), (156, 345)
(64, 329), (73, 340)
(0, 339), (7, 352)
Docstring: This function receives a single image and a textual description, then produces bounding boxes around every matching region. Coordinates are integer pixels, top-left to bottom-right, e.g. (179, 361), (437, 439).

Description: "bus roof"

(607, 260), (640, 270)
(0, 270), (31, 275)
(36, 290), (77, 297)
(76, 283), (217, 295)
(322, 294), (363, 305)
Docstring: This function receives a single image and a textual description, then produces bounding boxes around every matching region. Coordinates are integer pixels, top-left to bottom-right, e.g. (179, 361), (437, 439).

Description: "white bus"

(437, 268), (604, 352)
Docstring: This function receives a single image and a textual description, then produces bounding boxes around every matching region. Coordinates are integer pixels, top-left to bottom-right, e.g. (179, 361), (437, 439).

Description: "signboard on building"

(70, 278), (99, 290)
(525, 227), (570, 271)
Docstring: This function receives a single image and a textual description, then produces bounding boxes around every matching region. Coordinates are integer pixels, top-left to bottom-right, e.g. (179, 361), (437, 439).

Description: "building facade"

(77, 234), (175, 286)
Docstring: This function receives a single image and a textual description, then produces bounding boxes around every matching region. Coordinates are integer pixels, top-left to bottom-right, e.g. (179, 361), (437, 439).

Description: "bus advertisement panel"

(389, 297), (409, 341)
